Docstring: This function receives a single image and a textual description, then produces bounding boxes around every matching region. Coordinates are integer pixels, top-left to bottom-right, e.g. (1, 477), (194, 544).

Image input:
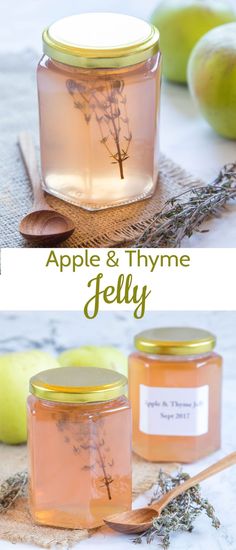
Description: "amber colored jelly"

(28, 367), (132, 529)
(129, 328), (222, 463)
(38, 55), (161, 210)
(37, 13), (161, 210)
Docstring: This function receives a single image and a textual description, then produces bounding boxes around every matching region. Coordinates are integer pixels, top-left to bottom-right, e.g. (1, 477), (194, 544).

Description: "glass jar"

(37, 13), (161, 210)
(27, 367), (132, 529)
(129, 327), (222, 463)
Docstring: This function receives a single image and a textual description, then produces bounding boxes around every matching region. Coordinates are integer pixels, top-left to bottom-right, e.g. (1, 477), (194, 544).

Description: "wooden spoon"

(18, 132), (75, 245)
(104, 451), (236, 534)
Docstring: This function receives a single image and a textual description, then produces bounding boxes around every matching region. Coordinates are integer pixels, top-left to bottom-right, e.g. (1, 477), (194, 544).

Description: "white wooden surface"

(0, 311), (235, 549)
(1, 0), (236, 247)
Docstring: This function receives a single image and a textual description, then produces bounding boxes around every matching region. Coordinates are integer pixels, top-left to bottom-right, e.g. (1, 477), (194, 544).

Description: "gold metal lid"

(42, 13), (159, 68)
(30, 367), (127, 403)
(135, 327), (216, 356)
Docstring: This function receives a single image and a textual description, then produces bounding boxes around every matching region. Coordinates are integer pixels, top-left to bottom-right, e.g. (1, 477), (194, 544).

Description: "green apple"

(0, 350), (59, 444)
(188, 23), (236, 139)
(151, 0), (236, 83)
(58, 346), (128, 376)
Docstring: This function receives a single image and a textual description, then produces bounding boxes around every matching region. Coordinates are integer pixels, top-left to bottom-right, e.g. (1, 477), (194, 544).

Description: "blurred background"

(2, 0), (159, 50)
(0, 310), (235, 371)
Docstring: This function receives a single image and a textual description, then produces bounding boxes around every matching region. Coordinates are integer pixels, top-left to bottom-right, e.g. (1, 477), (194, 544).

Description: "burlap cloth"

(0, 50), (203, 248)
(0, 443), (177, 547)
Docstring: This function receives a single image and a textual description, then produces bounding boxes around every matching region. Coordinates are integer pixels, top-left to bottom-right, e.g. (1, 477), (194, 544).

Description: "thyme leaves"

(133, 470), (220, 549)
(0, 471), (28, 513)
(66, 78), (132, 180)
(56, 413), (114, 501)
(131, 162), (236, 248)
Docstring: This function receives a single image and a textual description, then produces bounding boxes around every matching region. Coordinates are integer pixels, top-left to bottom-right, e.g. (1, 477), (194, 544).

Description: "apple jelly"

(129, 327), (222, 463)
(37, 13), (161, 210)
(27, 367), (132, 529)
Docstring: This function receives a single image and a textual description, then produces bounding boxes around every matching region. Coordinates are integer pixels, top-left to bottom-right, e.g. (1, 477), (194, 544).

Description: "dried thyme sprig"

(133, 470), (220, 549)
(56, 412), (114, 501)
(129, 162), (236, 248)
(0, 471), (28, 513)
(66, 78), (132, 180)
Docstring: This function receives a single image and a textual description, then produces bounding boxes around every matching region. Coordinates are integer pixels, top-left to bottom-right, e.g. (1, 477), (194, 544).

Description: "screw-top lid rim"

(134, 327), (216, 356)
(30, 366), (127, 403)
(42, 13), (160, 68)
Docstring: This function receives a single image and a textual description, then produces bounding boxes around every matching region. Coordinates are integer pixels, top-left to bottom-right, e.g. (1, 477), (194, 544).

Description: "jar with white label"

(129, 327), (222, 463)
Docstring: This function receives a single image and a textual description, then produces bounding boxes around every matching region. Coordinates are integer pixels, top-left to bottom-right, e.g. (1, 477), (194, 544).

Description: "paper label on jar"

(139, 385), (209, 436)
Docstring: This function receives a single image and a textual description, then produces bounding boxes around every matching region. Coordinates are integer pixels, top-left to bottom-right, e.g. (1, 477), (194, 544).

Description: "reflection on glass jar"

(37, 13), (161, 210)
(28, 367), (132, 528)
(129, 327), (222, 463)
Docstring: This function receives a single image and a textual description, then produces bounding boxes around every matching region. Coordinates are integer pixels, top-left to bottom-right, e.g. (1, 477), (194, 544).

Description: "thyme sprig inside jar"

(129, 327), (222, 463)
(27, 367), (132, 529)
(37, 13), (161, 210)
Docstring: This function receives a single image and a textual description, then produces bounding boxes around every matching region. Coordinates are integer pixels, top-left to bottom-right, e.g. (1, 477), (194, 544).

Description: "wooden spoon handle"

(18, 131), (48, 210)
(152, 452), (236, 514)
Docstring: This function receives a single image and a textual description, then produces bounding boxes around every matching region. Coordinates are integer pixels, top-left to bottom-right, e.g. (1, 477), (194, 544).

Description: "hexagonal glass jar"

(37, 13), (161, 210)
(129, 327), (222, 463)
(28, 367), (132, 528)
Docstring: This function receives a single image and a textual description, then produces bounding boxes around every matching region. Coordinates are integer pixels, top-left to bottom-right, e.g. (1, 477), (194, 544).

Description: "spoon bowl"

(104, 507), (158, 534)
(19, 209), (75, 245)
(104, 452), (236, 535)
(18, 132), (75, 245)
